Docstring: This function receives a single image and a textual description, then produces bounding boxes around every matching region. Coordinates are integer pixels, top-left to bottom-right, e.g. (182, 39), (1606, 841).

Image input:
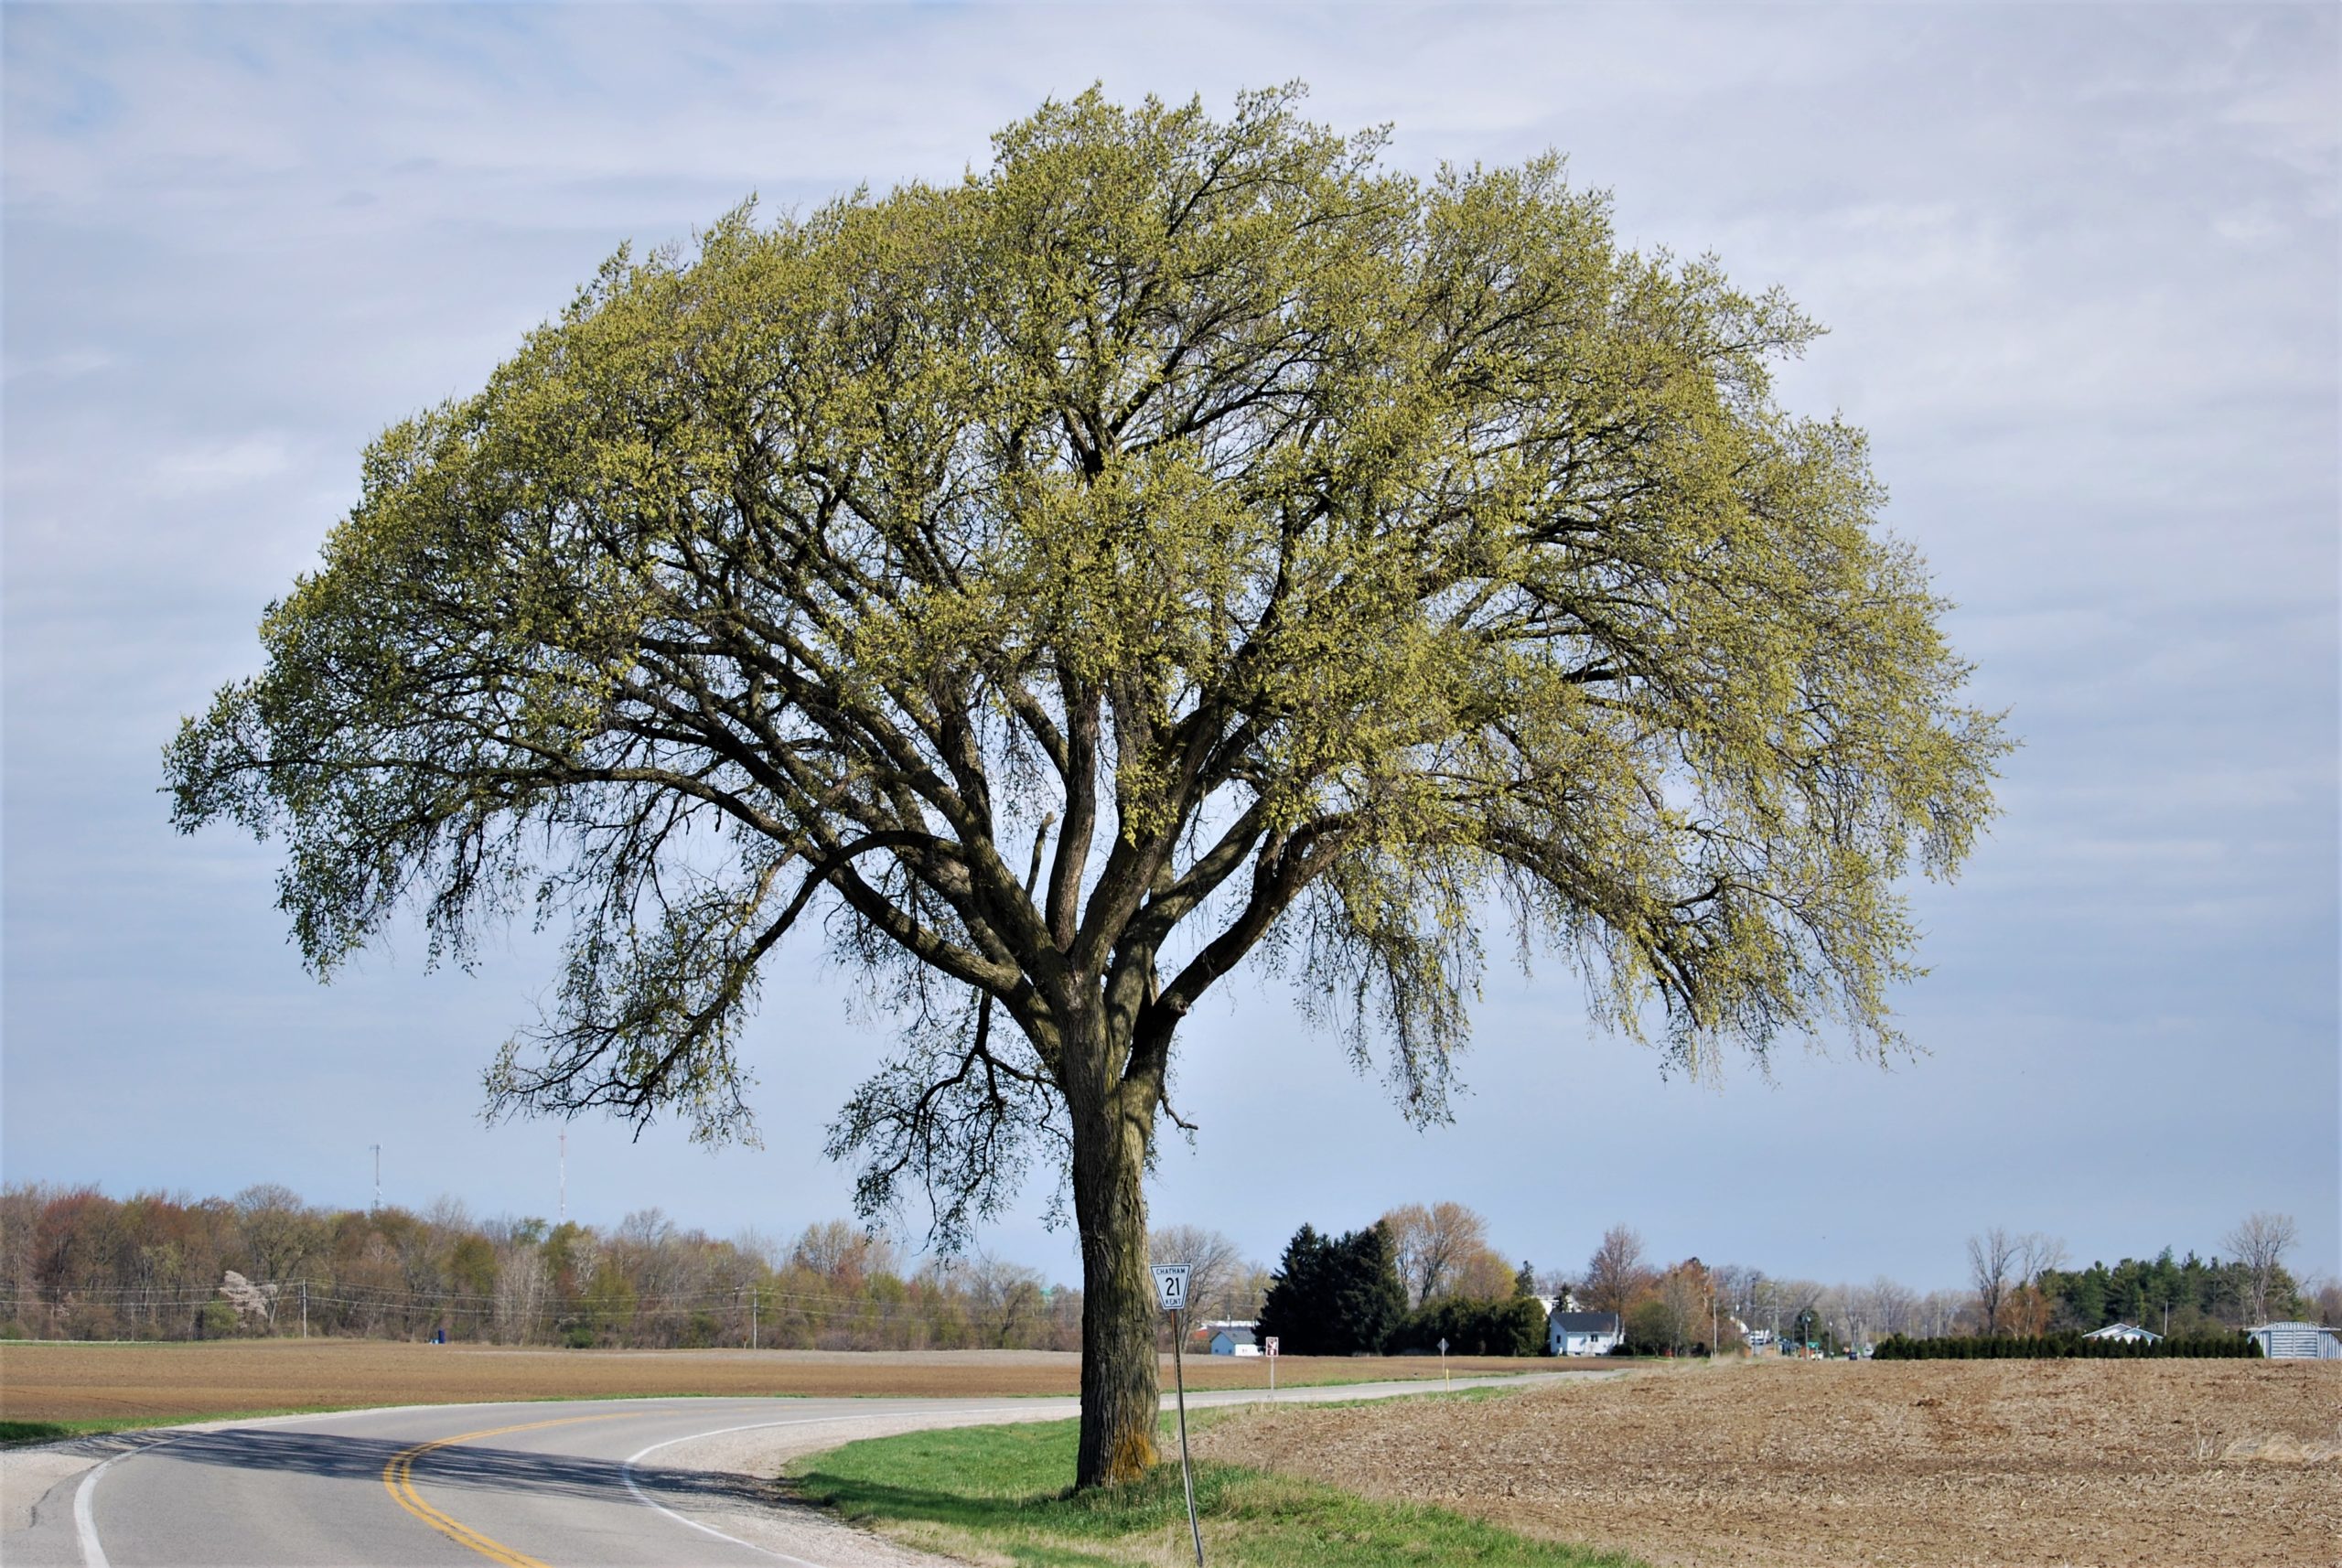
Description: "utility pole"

(301, 1280), (309, 1339)
(750, 1285), (758, 1350)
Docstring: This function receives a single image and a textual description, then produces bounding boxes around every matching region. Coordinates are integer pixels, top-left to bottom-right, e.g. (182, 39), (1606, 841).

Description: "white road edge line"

(71, 1455), (112, 1568)
(68, 1374), (1560, 1568)
(69, 1392), (543, 1568)
(620, 1404), (1045, 1567)
(72, 1430), (199, 1568)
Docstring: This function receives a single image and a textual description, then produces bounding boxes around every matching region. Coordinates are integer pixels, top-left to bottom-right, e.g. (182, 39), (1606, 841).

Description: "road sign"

(1152, 1262), (1205, 1566)
(1263, 1336), (1279, 1356)
(1437, 1337), (1448, 1354)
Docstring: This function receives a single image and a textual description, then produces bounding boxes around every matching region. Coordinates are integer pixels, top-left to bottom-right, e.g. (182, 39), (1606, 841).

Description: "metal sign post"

(1151, 1264), (1203, 1567)
(1439, 1335), (1450, 1391)
(1264, 1335), (1278, 1396)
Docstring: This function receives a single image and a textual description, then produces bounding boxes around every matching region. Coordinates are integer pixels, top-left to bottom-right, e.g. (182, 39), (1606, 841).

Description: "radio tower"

(559, 1132), (567, 1222)
(371, 1144), (381, 1212)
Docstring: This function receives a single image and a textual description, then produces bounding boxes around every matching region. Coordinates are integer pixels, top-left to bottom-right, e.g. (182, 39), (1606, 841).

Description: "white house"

(2247, 1321), (2342, 1359)
(2083, 1322), (2162, 1344)
(1209, 1326), (1261, 1356)
(1547, 1310), (1623, 1357)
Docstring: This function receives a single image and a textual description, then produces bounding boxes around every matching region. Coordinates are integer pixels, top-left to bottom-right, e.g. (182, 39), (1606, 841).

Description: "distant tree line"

(1251, 1214), (1768, 1359)
(2032, 1251), (2306, 1337)
(0, 1183), (1085, 1349)
(1707, 1214), (2326, 1359)
(1252, 1209), (1580, 1358)
(1874, 1331), (2261, 1359)
(12, 1182), (2323, 1359)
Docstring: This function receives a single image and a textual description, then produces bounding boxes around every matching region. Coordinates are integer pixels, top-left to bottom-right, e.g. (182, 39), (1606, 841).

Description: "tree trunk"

(1069, 1075), (1160, 1488)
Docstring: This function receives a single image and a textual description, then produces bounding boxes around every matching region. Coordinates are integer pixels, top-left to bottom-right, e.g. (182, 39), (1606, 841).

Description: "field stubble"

(1194, 1358), (2341, 1567)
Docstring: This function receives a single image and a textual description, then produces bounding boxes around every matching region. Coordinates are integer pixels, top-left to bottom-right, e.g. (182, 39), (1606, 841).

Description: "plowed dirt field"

(0, 1339), (1573, 1423)
(1195, 1358), (2341, 1567)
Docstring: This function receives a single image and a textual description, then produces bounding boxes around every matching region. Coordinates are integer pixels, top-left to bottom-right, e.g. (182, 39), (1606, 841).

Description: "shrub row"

(1384, 1294), (1547, 1357)
(1872, 1331), (2261, 1359)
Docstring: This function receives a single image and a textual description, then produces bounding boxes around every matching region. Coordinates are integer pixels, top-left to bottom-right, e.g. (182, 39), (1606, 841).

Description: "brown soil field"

(1195, 1358), (2342, 1567)
(0, 1339), (1576, 1424)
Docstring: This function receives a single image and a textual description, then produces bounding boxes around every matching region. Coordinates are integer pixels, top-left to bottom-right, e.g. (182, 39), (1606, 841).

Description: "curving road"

(5, 1373), (1587, 1567)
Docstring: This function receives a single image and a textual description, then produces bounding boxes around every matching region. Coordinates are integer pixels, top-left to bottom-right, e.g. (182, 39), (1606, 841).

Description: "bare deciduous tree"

(2224, 1212), (2300, 1325)
(1770, 1277), (1827, 1346)
(790, 1219), (899, 1290)
(236, 1184), (323, 1294)
(1379, 1201), (1495, 1307)
(965, 1251), (1047, 1348)
(1656, 1261), (1713, 1354)
(1968, 1227), (2019, 1334)
(1581, 1224), (1650, 1315)
(2015, 1231), (2068, 1287)
(493, 1249), (551, 1344)
(1919, 1288), (1965, 1339)
(1864, 1275), (1918, 1339)
(1147, 1223), (1250, 1322)
(1711, 1262), (1761, 1324)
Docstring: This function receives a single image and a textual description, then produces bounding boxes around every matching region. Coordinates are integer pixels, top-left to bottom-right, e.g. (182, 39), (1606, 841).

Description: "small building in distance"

(1209, 1326), (1261, 1356)
(1548, 1309), (1624, 1357)
(2082, 1322), (2162, 1344)
(2247, 1321), (2342, 1359)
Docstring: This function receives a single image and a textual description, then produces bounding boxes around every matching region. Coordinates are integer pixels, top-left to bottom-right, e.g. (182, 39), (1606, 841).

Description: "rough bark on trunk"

(1069, 1074), (1159, 1488)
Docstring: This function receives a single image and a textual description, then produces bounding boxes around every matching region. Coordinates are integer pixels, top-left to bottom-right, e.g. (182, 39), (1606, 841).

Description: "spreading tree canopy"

(167, 86), (2006, 1486)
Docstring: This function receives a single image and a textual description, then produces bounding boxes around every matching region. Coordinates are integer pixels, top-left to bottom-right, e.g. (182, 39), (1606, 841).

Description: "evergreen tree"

(1323, 1222), (1407, 1355)
(1256, 1224), (1330, 1355)
(1258, 1219), (1406, 1355)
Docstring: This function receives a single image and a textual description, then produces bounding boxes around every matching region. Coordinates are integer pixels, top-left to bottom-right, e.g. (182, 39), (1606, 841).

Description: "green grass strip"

(790, 1412), (1644, 1567)
(0, 1420), (81, 1444)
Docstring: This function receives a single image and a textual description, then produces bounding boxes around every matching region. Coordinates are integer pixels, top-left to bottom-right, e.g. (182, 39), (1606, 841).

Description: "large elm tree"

(167, 87), (2005, 1487)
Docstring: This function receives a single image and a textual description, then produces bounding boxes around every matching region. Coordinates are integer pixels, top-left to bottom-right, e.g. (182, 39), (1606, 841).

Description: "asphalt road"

(5, 1371), (1588, 1567)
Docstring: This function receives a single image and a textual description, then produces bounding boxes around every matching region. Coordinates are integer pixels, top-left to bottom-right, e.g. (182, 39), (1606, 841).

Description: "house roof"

(1211, 1326), (1257, 1345)
(2083, 1322), (2160, 1339)
(1549, 1311), (1623, 1333)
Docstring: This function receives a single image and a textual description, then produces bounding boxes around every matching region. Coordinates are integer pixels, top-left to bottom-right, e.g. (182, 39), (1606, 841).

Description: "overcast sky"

(5, 3), (2336, 1297)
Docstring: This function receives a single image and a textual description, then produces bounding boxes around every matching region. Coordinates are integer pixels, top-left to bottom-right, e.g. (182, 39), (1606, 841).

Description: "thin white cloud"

(4, 346), (117, 379)
(148, 434), (294, 492)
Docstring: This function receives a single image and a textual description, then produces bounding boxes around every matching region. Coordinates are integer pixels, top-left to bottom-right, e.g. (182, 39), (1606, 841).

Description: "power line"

(1, 1277), (1065, 1331)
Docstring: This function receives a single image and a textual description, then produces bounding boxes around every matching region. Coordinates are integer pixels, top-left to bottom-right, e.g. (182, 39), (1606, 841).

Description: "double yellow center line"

(381, 1412), (634, 1567)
